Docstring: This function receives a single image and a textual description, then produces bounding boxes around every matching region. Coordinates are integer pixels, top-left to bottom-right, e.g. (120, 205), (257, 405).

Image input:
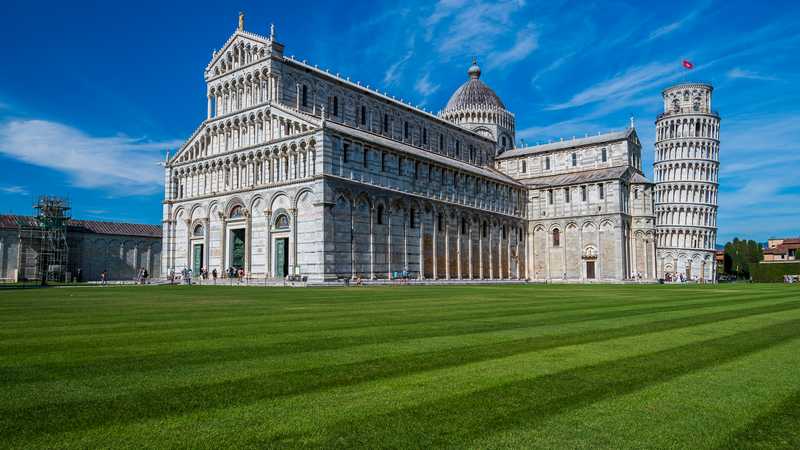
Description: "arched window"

(274, 214), (289, 229)
(601, 148), (607, 162)
(301, 85), (308, 107)
(360, 105), (367, 125)
(672, 98), (680, 112)
(572, 153), (577, 166)
(193, 224), (204, 237)
(229, 205), (244, 218)
(552, 228), (560, 247)
(501, 136), (507, 149)
(409, 208), (416, 228)
(376, 205), (384, 225)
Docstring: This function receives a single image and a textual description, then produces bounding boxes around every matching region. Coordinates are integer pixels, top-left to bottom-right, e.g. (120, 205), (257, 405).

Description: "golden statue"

(238, 11), (244, 31)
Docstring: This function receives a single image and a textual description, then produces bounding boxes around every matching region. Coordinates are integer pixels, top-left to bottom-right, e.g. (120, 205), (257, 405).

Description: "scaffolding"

(17, 196), (71, 284)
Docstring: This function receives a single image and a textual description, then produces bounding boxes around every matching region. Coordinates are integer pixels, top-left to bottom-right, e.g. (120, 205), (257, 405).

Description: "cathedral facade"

(161, 16), (715, 283)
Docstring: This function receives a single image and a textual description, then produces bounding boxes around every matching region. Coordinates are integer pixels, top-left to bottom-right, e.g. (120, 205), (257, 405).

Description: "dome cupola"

(440, 58), (515, 154)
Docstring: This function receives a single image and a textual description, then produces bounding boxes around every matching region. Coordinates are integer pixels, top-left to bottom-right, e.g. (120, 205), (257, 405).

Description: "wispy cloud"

(726, 67), (778, 81)
(487, 23), (539, 69)
(414, 73), (440, 98)
(644, 1), (710, 43)
(546, 61), (676, 110)
(531, 52), (573, 86)
(383, 51), (413, 86)
(0, 185), (29, 195)
(0, 119), (181, 194)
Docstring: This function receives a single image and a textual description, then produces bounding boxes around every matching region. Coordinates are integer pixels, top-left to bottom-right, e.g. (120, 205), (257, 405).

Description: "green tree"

(723, 238), (763, 278)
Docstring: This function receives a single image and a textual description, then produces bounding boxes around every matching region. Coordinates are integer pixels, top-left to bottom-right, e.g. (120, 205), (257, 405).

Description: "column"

(489, 226), (494, 279)
(203, 217), (210, 271)
(444, 215), (450, 280)
(220, 214), (227, 272)
(369, 205), (375, 279)
(265, 210), (272, 277)
(418, 218), (424, 280)
(245, 211), (252, 278)
(387, 209), (392, 279)
(456, 216), (462, 279)
(207, 95), (212, 119)
(291, 208), (299, 276)
(468, 224), (473, 279)
(479, 225), (484, 279)
(432, 211), (438, 280)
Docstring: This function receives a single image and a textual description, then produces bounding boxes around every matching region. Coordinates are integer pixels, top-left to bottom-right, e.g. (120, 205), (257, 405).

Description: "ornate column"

(219, 212), (227, 271)
(456, 216), (462, 279)
(264, 209), (272, 277)
(468, 223), (473, 279)
(369, 205), (375, 279)
(444, 214), (450, 280)
(245, 209), (252, 278)
(479, 224), (484, 279)
(418, 216), (424, 280)
(184, 218), (191, 271)
(203, 217), (210, 271)
(387, 209), (392, 279)
(350, 202), (355, 280)
(291, 207), (299, 276)
(207, 94), (212, 119)
(432, 211), (438, 280)
(489, 226), (494, 279)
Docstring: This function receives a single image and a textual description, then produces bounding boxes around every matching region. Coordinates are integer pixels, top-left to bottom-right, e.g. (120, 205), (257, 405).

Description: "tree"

(723, 238), (763, 278)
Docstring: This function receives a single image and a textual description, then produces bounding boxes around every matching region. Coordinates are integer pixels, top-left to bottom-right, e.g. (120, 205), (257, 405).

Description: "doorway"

(586, 261), (596, 279)
(275, 237), (289, 278)
(192, 243), (203, 274)
(230, 229), (246, 269)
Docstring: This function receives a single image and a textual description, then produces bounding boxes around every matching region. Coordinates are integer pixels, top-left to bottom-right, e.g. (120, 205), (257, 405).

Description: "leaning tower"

(654, 82), (720, 281)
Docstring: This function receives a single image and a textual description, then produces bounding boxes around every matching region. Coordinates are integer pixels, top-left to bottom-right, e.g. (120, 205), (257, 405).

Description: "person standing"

(100, 271), (107, 286)
(212, 268), (218, 284)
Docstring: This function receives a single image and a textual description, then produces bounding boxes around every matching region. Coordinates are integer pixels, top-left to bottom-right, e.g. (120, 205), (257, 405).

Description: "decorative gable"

(206, 32), (271, 79)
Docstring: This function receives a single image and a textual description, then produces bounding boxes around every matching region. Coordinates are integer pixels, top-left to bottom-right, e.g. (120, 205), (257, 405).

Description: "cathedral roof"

(517, 166), (633, 188)
(496, 128), (636, 159)
(443, 59), (506, 112)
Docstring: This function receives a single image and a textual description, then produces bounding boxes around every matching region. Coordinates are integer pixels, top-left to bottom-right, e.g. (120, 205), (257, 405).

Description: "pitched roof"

(0, 215), (161, 238)
(517, 166), (642, 188)
(496, 128), (634, 160)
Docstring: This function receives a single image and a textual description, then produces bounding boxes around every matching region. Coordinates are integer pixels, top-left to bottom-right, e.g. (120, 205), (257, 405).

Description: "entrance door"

(193, 243), (203, 274)
(275, 238), (289, 277)
(231, 229), (246, 269)
(586, 261), (596, 279)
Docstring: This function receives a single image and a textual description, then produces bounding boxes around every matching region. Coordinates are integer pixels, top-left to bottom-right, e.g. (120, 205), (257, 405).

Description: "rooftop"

(497, 128), (634, 160)
(0, 215), (162, 238)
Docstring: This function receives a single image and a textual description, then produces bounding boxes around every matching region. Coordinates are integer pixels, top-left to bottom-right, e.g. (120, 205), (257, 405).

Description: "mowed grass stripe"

(719, 390), (800, 449)
(299, 318), (800, 449)
(0, 284), (767, 331)
(3, 299), (800, 439)
(0, 289), (788, 358)
(1, 293), (793, 384)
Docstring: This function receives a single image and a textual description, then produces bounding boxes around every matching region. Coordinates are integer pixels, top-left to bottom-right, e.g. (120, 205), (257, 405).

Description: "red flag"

(682, 60), (694, 69)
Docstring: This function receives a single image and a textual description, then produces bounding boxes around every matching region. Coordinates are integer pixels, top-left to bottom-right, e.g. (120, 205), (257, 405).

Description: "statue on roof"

(238, 11), (244, 31)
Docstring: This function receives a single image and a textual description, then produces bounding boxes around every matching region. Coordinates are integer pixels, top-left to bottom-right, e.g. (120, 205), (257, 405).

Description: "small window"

(383, 113), (389, 132)
(439, 134), (444, 151)
(565, 187), (570, 203)
(229, 205), (244, 218)
(502, 225), (507, 240)
(601, 148), (607, 162)
(581, 185), (587, 202)
(501, 136), (507, 149)
(423, 128), (428, 145)
(634, 189), (639, 199)
(482, 222), (488, 238)
(404, 121), (409, 139)
(572, 153), (577, 166)
(332, 96), (339, 117)
(363, 147), (368, 168)
(461, 218), (467, 235)
(342, 142), (349, 163)
(548, 189), (554, 205)
(301, 85), (308, 107)
(455, 140), (461, 157)
(545, 156), (551, 170)
(521, 160), (527, 173)
(552, 229), (560, 247)
(437, 213), (443, 232)
(376, 205), (384, 225)
(360, 105), (367, 125)
(381, 152), (387, 172)
(414, 161), (419, 179)
(398, 157), (403, 176)
(193, 224), (204, 237)
(275, 214), (290, 229)
(410, 208), (416, 228)
(599, 183), (605, 199)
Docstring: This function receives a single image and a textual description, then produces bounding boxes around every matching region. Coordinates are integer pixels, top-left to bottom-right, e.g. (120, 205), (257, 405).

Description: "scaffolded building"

(17, 196), (71, 283)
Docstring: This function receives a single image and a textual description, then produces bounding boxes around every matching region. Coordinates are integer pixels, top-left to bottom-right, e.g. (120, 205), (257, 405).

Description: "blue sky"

(0, 0), (797, 243)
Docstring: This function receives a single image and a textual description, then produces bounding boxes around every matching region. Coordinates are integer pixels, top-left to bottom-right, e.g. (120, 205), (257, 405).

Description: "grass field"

(1, 284), (799, 449)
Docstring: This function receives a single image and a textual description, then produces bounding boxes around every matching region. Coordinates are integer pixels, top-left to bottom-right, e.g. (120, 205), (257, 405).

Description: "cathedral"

(161, 15), (718, 283)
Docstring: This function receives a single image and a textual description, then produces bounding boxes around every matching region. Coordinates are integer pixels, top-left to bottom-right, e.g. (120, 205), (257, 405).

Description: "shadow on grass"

(1, 294), (791, 384)
(2, 301), (800, 442)
(719, 390), (800, 450)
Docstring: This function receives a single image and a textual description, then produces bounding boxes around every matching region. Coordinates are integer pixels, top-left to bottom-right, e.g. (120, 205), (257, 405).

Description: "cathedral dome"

(443, 59), (506, 112)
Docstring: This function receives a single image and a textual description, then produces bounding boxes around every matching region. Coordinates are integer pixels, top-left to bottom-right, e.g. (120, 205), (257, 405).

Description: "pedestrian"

(143, 268), (149, 284)
(212, 268), (218, 284)
(100, 271), (107, 286)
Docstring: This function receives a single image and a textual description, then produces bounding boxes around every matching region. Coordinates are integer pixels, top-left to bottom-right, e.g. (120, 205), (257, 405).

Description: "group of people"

(166, 266), (245, 285)
(136, 267), (149, 284)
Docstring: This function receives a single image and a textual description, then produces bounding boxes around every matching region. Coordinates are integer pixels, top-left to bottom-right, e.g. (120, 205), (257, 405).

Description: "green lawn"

(1, 284), (799, 449)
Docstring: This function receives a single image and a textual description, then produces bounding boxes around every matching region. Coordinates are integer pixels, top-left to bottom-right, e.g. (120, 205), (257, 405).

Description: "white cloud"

(487, 23), (539, 69)
(383, 51), (413, 86)
(531, 52), (573, 85)
(414, 73), (440, 97)
(0, 185), (29, 195)
(0, 119), (181, 195)
(726, 67), (778, 81)
(643, 1), (710, 43)
(546, 62), (676, 110)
